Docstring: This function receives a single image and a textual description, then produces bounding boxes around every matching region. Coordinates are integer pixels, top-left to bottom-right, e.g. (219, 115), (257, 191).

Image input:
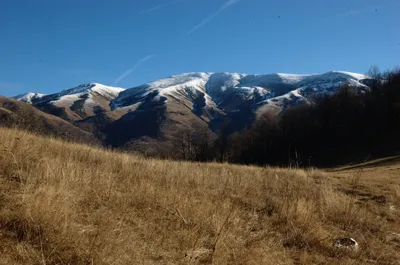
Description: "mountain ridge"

(15, 71), (370, 110)
(10, 70), (372, 154)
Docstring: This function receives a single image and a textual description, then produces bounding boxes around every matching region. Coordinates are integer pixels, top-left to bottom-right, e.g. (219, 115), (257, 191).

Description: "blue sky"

(0, 0), (399, 96)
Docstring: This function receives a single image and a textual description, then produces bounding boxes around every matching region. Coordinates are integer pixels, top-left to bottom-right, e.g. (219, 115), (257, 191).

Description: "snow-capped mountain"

(15, 71), (369, 117)
(53, 83), (125, 102)
(27, 83), (124, 106)
(15, 83), (126, 121)
(112, 71), (370, 114)
(13, 71), (371, 150)
(14, 92), (46, 104)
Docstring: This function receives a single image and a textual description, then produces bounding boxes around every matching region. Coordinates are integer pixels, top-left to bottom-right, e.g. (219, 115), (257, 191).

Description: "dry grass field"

(0, 127), (399, 264)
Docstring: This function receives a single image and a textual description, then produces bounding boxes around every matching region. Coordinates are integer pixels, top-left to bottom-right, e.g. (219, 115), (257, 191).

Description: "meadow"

(0, 127), (399, 264)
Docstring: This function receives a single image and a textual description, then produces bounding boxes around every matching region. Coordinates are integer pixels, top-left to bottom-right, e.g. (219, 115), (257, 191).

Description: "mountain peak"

(58, 83), (125, 97)
(330, 71), (369, 80)
(14, 92), (46, 104)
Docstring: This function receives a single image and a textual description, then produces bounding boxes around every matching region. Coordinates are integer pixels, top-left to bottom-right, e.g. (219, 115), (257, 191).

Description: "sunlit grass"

(0, 127), (399, 264)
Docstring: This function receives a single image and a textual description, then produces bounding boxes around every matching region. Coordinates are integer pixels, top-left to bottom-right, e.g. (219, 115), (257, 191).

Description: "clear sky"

(0, 0), (399, 96)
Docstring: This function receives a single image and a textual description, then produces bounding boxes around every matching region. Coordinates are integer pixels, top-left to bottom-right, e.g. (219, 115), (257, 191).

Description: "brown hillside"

(0, 127), (399, 264)
(0, 96), (97, 144)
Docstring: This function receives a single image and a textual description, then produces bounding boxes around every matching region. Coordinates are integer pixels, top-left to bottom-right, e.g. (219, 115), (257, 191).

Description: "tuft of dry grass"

(0, 127), (399, 264)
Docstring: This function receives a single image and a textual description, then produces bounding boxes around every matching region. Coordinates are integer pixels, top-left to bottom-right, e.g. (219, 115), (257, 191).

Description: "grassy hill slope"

(0, 96), (97, 144)
(0, 127), (399, 265)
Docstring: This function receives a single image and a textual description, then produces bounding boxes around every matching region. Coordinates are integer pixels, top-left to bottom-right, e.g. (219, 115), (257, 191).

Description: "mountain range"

(9, 71), (372, 155)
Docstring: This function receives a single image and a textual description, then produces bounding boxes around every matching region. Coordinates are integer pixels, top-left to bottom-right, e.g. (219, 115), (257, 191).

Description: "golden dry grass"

(0, 127), (399, 265)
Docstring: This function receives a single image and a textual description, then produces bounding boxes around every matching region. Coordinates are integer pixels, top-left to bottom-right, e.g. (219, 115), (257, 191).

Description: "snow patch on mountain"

(112, 73), (213, 109)
(256, 71), (370, 115)
(56, 83), (124, 101)
(32, 83), (125, 110)
(334, 71), (369, 80)
(148, 72), (211, 89)
(112, 71), (370, 115)
(14, 92), (46, 104)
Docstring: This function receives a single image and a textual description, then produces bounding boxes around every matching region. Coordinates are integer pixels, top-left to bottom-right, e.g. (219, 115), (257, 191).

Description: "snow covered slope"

(112, 71), (370, 114)
(14, 92), (46, 104)
(40, 83), (124, 106)
(112, 73), (212, 109)
(15, 83), (125, 121)
(256, 71), (371, 113)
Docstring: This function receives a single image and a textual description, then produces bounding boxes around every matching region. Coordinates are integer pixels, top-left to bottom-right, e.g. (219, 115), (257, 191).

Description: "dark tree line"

(229, 67), (400, 167)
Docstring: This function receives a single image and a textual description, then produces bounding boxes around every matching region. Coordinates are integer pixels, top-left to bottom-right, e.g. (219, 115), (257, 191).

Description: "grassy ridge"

(0, 127), (399, 264)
